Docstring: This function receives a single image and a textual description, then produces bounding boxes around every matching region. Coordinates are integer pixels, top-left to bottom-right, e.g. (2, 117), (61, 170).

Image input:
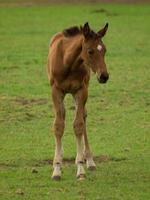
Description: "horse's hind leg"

(83, 108), (96, 170)
(73, 87), (87, 180)
(51, 85), (65, 180)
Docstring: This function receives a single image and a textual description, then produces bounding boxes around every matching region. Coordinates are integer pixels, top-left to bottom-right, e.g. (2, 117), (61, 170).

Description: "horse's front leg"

(73, 87), (87, 180)
(83, 108), (96, 170)
(51, 85), (65, 180)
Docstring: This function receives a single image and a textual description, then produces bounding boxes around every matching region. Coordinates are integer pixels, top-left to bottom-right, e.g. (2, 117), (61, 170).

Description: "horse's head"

(81, 22), (109, 84)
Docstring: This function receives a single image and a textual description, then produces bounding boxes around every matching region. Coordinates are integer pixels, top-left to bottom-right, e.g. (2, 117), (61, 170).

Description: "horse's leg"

(83, 108), (96, 170)
(51, 85), (65, 180)
(73, 87), (87, 180)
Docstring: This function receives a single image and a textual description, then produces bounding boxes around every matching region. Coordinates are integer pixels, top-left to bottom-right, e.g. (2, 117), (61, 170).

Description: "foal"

(47, 22), (109, 180)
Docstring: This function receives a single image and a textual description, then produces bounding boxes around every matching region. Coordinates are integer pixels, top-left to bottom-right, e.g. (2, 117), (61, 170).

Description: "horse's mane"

(63, 25), (98, 39)
(63, 26), (82, 37)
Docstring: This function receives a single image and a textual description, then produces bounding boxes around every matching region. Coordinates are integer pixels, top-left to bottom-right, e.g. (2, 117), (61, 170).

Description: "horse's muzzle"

(97, 73), (109, 84)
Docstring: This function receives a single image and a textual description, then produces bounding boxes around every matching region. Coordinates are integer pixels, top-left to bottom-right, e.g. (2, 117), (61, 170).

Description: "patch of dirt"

(0, 155), (127, 169)
(38, 155), (127, 167)
(0, 96), (50, 123)
(14, 97), (49, 106)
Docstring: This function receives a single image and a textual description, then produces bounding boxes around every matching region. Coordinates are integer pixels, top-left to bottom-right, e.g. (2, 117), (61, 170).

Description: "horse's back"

(48, 32), (64, 84)
(50, 32), (63, 47)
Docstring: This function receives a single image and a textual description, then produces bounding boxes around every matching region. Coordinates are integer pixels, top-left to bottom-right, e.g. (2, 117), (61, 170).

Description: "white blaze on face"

(97, 44), (102, 52)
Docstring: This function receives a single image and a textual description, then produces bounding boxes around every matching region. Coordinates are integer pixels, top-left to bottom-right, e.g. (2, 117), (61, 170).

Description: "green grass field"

(0, 2), (150, 200)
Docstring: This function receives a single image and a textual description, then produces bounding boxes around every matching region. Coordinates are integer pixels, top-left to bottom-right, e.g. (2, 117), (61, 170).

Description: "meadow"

(0, 2), (150, 200)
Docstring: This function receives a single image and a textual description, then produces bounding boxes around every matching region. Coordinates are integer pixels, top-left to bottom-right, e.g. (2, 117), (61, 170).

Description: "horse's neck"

(63, 35), (83, 69)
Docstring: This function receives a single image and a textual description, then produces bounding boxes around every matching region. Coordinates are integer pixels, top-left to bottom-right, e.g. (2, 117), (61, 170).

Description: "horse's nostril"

(99, 73), (109, 84)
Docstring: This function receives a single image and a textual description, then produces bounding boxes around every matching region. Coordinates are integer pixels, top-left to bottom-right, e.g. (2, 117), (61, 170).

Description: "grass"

(0, 2), (150, 200)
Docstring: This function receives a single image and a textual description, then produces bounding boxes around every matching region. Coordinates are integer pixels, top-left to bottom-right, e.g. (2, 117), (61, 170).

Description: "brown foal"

(47, 22), (109, 180)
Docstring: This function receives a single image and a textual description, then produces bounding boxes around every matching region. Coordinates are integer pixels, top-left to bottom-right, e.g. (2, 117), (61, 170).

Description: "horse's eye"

(88, 49), (94, 55)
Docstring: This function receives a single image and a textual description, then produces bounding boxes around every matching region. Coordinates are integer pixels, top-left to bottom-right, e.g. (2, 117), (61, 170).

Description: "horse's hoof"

(52, 175), (61, 181)
(87, 165), (96, 171)
(77, 174), (86, 181)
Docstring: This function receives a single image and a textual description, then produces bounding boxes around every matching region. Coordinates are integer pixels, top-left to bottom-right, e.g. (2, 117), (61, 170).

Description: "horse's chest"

(55, 67), (90, 93)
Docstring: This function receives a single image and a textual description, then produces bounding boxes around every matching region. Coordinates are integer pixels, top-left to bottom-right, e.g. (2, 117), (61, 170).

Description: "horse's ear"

(82, 22), (90, 39)
(97, 23), (108, 38)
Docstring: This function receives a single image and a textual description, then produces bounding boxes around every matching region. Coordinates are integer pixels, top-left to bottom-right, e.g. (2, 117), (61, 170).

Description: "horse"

(47, 22), (109, 180)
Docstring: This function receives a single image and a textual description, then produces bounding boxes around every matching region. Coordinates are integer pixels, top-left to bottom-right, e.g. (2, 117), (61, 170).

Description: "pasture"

(0, 2), (150, 200)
